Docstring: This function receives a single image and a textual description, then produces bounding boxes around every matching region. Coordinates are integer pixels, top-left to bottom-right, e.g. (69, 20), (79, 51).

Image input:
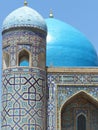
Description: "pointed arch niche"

(77, 114), (86, 130)
(3, 52), (10, 69)
(18, 49), (30, 67)
(60, 91), (98, 130)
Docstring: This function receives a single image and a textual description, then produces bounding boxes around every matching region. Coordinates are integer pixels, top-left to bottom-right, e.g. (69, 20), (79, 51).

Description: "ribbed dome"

(46, 18), (98, 67)
(2, 6), (47, 32)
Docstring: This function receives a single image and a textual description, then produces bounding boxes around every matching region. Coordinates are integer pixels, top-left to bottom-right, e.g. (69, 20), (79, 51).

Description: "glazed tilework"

(2, 29), (46, 69)
(47, 72), (98, 130)
(61, 97), (98, 130)
(2, 29), (46, 47)
(2, 67), (46, 130)
(57, 86), (98, 107)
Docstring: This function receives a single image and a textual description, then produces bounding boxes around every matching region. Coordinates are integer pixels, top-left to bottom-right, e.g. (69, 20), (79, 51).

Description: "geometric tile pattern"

(2, 22), (47, 130)
(48, 73), (98, 85)
(2, 29), (46, 69)
(57, 85), (98, 108)
(47, 72), (98, 130)
(47, 79), (56, 130)
(2, 67), (46, 130)
(61, 97), (98, 130)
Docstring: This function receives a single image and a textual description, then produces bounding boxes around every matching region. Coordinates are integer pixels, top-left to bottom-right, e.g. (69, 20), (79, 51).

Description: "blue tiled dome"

(2, 6), (47, 32)
(46, 18), (98, 67)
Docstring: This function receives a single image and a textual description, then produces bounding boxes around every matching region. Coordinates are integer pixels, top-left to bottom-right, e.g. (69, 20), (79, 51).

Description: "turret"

(2, 3), (47, 130)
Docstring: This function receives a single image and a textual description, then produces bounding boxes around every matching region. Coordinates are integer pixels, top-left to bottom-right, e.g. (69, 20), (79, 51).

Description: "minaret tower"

(2, 2), (47, 130)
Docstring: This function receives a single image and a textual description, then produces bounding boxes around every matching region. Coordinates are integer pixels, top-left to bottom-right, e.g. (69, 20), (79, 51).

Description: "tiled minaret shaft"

(1, 5), (47, 130)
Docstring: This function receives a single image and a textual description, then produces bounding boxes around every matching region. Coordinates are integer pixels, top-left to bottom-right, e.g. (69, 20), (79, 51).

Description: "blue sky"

(0, 0), (98, 108)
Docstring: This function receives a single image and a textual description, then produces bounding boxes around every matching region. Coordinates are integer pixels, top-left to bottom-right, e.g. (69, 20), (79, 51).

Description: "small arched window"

(19, 50), (29, 66)
(77, 114), (86, 130)
(3, 52), (10, 69)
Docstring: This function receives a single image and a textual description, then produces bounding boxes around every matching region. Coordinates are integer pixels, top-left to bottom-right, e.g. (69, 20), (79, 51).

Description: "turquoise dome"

(46, 18), (98, 67)
(2, 6), (47, 32)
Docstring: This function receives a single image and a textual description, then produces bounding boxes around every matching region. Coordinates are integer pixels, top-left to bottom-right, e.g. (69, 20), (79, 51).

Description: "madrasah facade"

(1, 1), (98, 130)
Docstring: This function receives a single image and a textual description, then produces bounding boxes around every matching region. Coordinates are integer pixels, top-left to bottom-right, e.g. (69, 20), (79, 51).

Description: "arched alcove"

(18, 49), (29, 66)
(77, 114), (86, 130)
(3, 52), (10, 69)
(61, 91), (98, 130)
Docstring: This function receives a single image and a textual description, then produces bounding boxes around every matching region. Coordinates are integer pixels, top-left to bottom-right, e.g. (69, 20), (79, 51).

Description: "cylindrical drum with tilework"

(1, 5), (47, 130)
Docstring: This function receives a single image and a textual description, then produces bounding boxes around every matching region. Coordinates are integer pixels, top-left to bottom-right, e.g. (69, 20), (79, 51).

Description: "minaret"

(2, 2), (47, 130)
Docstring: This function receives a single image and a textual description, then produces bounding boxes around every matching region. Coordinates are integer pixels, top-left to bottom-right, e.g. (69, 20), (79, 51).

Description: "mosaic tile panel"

(57, 85), (98, 107)
(47, 72), (98, 130)
(2, 67), (47, 130)
(2, 29), (46, 69)
(61, 97), (98, 130)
